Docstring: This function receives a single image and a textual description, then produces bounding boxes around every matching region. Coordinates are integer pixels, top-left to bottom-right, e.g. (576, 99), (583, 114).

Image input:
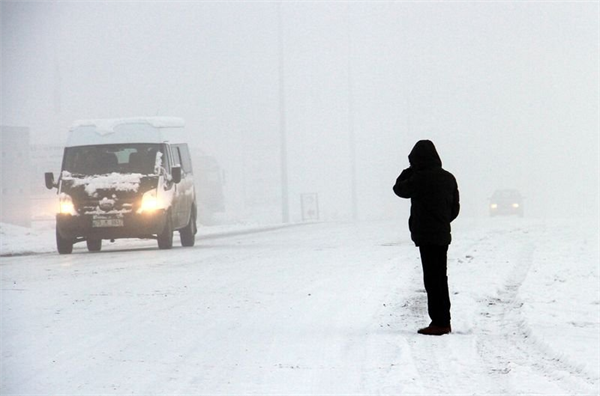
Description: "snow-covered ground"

(1, 217), (598, 395)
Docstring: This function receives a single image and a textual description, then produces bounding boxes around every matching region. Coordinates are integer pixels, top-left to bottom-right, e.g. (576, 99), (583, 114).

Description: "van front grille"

(77, 196), (138, 215)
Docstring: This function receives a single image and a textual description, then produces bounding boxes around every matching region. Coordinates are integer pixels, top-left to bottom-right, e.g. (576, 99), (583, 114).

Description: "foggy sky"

(2, 2), (598, 222)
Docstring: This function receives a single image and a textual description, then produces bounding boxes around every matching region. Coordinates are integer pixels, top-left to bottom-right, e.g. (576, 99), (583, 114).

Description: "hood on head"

(408, 140), (442, 170)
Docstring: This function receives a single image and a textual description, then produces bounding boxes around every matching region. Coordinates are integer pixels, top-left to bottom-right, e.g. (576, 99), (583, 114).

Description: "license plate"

(92, 218), (124, 227)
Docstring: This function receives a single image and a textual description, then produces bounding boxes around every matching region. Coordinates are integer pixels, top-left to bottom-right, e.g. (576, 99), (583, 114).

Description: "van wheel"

(157, 214), (173, 249)
(87, 239), (102, 252)
(56, 229), (73, 255)
(179, 206), (197, 247)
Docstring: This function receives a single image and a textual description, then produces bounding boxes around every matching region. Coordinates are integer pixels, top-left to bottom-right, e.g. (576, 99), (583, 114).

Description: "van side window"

(171, 144), (191, 173)
(178, 145), (193, 173)
(174, 147), (183, 169)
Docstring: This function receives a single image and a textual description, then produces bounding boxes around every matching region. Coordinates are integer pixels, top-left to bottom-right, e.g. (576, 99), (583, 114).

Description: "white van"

(45, 117), (197, 254)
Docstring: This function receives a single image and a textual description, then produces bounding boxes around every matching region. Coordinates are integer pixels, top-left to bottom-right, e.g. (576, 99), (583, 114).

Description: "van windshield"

(62, 144), (162, 176)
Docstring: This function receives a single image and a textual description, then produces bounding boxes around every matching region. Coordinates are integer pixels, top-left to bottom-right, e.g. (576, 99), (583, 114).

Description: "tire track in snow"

(387, 223), (597, 395)
(475, 234), (598, 395)
(404, 291), (452, 394)
(397, 267), (502, 395)
(405, 225), (513, 394)
(387, 256), (471, 395)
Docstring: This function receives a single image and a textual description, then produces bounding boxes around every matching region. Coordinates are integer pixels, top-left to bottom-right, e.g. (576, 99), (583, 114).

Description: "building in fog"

(1, 126), (32, 227)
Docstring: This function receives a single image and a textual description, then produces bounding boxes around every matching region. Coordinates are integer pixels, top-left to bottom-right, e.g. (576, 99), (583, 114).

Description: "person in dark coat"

(393, 140), (460, 336)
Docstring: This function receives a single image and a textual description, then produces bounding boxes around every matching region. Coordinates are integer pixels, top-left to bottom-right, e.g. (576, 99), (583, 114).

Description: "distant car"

(489, 189), (524, 217)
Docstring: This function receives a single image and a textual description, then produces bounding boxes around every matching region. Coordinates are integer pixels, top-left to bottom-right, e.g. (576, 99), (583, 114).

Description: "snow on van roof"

(66, 117), (186, 147)
(70, 117), (185, 133)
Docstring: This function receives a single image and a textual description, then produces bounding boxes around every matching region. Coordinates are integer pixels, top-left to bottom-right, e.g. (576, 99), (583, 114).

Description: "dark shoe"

(417, 324), (451, 336)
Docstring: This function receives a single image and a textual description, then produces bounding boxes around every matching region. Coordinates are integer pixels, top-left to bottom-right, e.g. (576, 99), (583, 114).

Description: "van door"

(173, 144), (194, 228)
(164, 145), (180, 228)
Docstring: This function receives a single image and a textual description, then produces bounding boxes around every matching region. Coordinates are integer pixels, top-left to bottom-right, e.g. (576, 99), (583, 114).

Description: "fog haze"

(2, 2), (598, 222)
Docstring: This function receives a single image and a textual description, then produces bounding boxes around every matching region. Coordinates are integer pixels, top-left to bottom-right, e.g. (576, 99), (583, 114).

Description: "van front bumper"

(56, 210), (167, 240)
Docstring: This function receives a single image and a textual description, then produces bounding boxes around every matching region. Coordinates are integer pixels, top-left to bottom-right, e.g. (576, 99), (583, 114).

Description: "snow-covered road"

(1, 218), (598, 395)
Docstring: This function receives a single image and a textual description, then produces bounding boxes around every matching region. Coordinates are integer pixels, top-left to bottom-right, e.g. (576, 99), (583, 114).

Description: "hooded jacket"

(393, 140), (460, 246)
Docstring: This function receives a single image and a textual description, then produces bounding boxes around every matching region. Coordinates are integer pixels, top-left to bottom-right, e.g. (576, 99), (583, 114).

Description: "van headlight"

(59, 193), (76, 215)
(512, 203), (520, 208)
(490, 203), (498, 209)
(139, 189), (159, 213)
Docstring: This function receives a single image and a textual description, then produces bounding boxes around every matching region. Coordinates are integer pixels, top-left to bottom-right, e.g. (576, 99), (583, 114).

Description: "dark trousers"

(419, 245), (451, 327)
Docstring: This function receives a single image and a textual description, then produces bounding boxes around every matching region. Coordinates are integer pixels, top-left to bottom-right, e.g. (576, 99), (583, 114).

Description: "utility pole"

(278, 2), (290, 223)
(347, 6), (358, 221)
(52, 2), (62, 115)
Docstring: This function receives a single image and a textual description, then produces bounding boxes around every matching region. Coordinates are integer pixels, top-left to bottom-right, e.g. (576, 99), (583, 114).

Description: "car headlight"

(490, 203), (498, 209)
(59, 193), (76, 215)
(512, 203), (520, 208)
(139, 189), (160, 213)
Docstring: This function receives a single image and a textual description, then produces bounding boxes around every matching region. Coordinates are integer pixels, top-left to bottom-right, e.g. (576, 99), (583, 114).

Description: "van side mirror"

(45, 172), (56, 189)
(171, 166), (182, 184)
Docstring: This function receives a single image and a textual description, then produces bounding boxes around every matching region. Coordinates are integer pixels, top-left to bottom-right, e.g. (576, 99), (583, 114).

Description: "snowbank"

(0, 220), (303, 257)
